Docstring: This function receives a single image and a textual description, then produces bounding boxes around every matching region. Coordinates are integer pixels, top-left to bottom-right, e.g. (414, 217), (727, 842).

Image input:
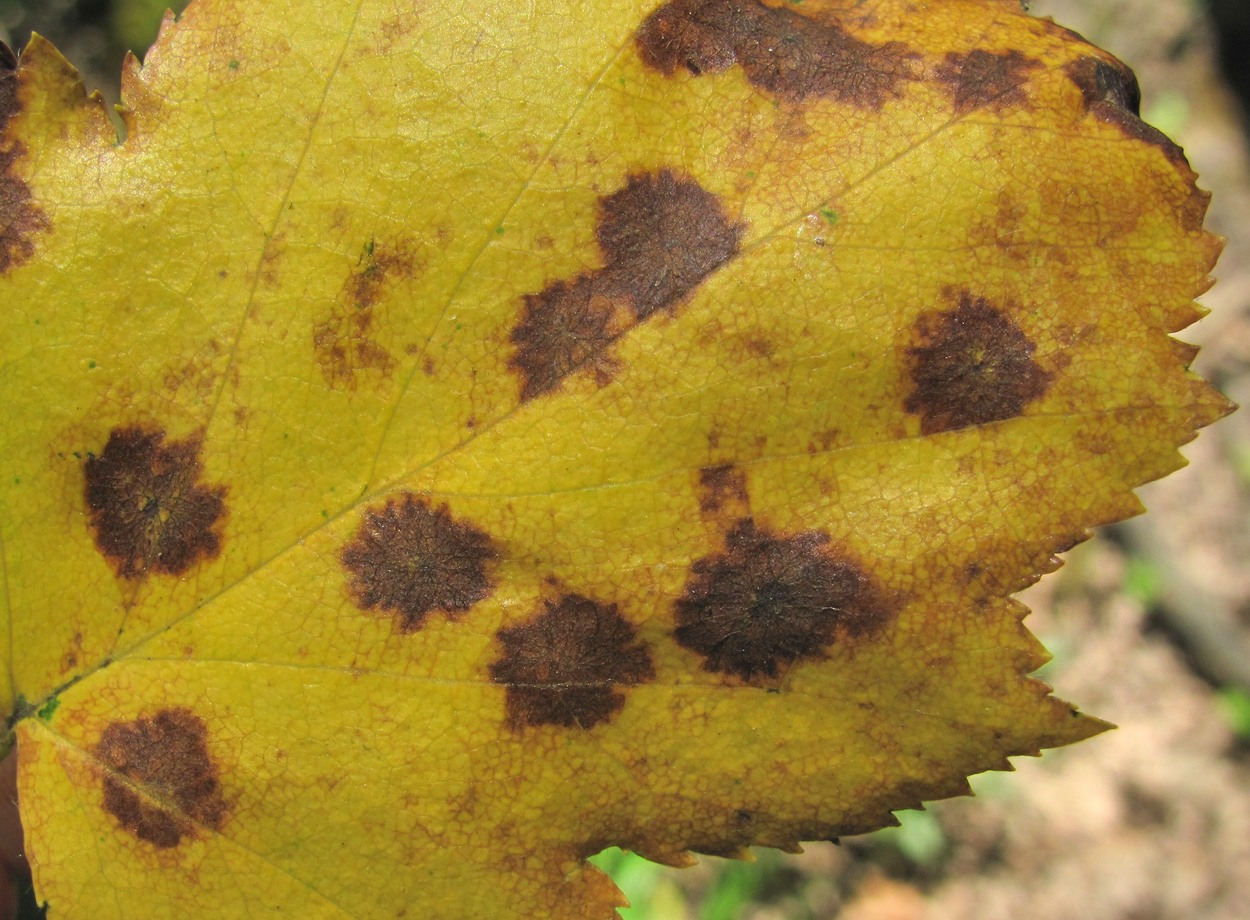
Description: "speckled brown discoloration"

(314, 242), (416, 389)
(936, 49), (1042, 113)
(697, 464), (749, 515)
(0, 43), (48, 274)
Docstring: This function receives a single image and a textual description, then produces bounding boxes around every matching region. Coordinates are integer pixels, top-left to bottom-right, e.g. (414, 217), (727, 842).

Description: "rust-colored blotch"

(489, 593), (655, 730)
(95, 708), (228, 849)
(340, 493), (497, 632)
(674, 518), (893, 681)
(83, 426), (227, 580)
(935, 49), (1042, 114)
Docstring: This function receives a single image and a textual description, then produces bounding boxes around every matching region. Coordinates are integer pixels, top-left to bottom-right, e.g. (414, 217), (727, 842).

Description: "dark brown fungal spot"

(597, 169), (742, 320)
(674, 519), (892, 681)
(697, 464), (748, 515)
(636, 0), (921, 107)
(1065, 56), (1189, 169)
(904, 291), (1052, 434)
(508, 276), (625, 400)
(509, 168), (740, 400)
(935, 49), (1041, 114)
(489, 593), (655, 729)
(84, 427), (227, 580)
(0, 44), (49, 274)
(340, 494), (496, 632)
(95, 708), (228, 848)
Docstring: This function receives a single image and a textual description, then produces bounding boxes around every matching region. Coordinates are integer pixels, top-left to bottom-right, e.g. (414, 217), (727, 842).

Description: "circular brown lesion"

(83, 426), (227, 580)
(674, 519), (893, 682)
(489, 593), (655, 730)
(94, 708), (228, 849)
(340, 494), (497, 632)
(904, 291), (1053, 435)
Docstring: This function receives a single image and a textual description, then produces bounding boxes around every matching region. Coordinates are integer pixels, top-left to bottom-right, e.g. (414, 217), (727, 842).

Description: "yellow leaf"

(0, 1), (1230, 917)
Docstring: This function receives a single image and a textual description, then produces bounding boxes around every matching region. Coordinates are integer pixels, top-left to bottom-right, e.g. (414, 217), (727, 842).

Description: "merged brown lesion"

(635, 0), (921, 108)
(488, 592), (656, 730)
(903, 290), (1053, 435)
(83, 426), (228, 580)
(95, 708), (229, 849)
(340, 493), (498, 632)
(508, 168), (741, 400)
(509, 276), (630, 401)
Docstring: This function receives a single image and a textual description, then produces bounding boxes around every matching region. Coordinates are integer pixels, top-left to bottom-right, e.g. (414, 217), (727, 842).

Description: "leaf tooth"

(13, 34), (115, 147)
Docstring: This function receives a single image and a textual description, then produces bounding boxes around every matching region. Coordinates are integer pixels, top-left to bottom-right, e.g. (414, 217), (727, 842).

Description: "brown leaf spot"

(341, 494), (497, 632)
(697, 464), (748, 515)
(509, 169), (740, 400)
(1066, 56), (1189, 170)
(95, 708), (228, 848)
(904, 291), (1052, 434)
(597, 168), (742, 320)
(508, 276), (627, 400)
(636, 0), (921, 107)
(489, 593), (655, 729)
(674, 519), (892, 681)
(0, 47), (48, 274)
(84, 427), (227, 580)
(935, 49), (1042, 113)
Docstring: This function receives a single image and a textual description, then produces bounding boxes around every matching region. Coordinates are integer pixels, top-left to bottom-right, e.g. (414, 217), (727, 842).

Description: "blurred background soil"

(2, 1), (1248, 918)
